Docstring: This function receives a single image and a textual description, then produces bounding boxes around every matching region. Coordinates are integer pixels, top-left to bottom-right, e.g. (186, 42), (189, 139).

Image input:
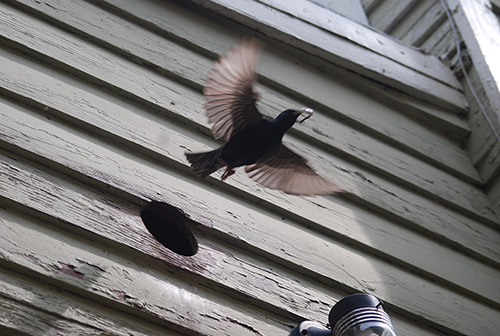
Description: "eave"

(183, 0), (468, 113)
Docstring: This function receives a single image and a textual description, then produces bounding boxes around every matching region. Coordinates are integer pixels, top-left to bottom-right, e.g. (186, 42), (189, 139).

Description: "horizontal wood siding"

(362, 0), (455, 56)
(361, 0), (500, 207)
(184, 0), (469, 113)
(0, 0), (498, 335)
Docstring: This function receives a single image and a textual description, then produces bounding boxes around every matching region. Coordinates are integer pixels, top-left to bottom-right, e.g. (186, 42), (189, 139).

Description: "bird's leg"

(252, 91), (259, 101)
(221, 167), (235, 181)
(218, 158), (235, 181)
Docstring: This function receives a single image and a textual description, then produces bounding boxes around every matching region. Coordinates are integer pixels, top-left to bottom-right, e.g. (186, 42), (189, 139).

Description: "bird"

(185, 38), (342, 196)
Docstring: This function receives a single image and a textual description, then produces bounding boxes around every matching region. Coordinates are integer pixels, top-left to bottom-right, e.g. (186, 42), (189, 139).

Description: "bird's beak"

(296, 108), (314, 123)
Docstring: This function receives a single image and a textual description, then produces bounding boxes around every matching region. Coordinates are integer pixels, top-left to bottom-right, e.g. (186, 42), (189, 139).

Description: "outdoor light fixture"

(290, 293), (397, 336)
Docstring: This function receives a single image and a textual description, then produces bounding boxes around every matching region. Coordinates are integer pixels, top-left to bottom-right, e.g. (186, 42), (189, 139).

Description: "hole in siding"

(141, 202), (198, 256)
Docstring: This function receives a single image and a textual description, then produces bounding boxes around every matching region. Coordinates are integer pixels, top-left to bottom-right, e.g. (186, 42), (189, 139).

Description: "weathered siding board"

(1, 0), (498, 276)
(486, 173), (500, 221)
(390, 0), (437, 40)
(149, 0), (469, 113)
(0, 209), (293, 336)
(398, 1), (447, 47)
(2, 0), (492, 226)
(1, 92), (500, 335)
(1, 48), (500, 271)
(370, 0), (419, 33)
(2, 110), (500, 314)
(362, 0), (384, 15)
(419, 20), (455, 57)
(461, 65), (500, 184)
(1, 0), (499, 335)
(362, 0), (500, 188)
(360, 82), (471, 141)
(0, 162), (453, 336)
(4, 0), (470, 177)
(0, 155), (332, 325)
(0, 271), (184, 336)
(0, 22), (496, 238)
(7, 155), (500, 314)
(1, 149), (499, 336)
(0, 299), (121, 336)
(363, 0), (456, 57)
(249, 0), (460, 89)
(308, 0), (369, 25)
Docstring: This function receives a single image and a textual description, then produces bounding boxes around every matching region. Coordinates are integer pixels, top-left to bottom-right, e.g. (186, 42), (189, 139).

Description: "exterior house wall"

(361, 0), (500, 224)
(0, 0), (498, 335)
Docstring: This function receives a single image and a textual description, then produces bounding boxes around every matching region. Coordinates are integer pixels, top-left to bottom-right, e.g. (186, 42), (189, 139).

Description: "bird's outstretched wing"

(245, 144), (343, 196)
(204, 38), (265, 143)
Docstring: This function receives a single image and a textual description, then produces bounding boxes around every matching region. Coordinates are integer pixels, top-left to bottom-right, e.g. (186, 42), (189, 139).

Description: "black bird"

(185, 38), (342, 195)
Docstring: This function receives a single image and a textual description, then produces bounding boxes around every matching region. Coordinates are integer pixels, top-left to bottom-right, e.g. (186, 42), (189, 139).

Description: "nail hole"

(141, 202), (198, 256)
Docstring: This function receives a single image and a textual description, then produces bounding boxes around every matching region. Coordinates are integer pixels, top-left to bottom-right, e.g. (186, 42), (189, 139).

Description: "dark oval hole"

(140, 202), (198, 256)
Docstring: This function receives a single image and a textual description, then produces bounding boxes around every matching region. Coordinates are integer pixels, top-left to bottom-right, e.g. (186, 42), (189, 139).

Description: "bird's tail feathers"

(185, 148), (224, 178)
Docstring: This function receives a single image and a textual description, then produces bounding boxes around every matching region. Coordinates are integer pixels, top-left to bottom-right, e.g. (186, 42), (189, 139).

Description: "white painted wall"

(0, 0), (498, 335)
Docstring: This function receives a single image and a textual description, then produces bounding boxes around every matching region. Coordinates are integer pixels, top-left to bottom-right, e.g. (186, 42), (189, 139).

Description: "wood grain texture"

(0, 51), (499, 269)
(362, 0), (384, 14)
(0, 271), (184, 336)
(115, 0), (469, 113)
(1, 130), (499, 312)
(0, 156), (342, 325)
(389, 0), (438, 40)
(1, 0), (493, 226)
(0, 101), (499, 335)
(461, 65), (500, 184)
(420, 20), (455, 56)
(363, 0), (500, 188)
(0, 153), (497, 336)
(3, 0), (473, 179)
(369, 0), (419, 33)
(0, 220), (446, 336)
(253, 0), (459, 89)
(0, 299), (110, 336)
(0, 155), (451, 336)
(399, 1), (447, 47)
(361, 81), (470, 141)
(0, 210), (291, 336)
(0, 157), (331, 324)
(0, 30), (494, 242)
(0, 1), (499, 336)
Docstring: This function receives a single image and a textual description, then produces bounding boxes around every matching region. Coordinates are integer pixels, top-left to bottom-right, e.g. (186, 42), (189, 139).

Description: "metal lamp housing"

(289, 294), (397, 336)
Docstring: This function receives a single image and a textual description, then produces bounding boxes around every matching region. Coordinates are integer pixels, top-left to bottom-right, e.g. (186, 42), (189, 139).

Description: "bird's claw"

(252, 91), (259, 101)
(218, 158), (235, 181)
(221, 167), (235, 181)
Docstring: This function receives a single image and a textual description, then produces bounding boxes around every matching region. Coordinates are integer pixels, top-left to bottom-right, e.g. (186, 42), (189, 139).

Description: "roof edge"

(182, 0), (469, 113)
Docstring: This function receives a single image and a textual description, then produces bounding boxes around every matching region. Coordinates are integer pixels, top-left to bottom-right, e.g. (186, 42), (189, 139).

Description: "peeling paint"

(57, 262), (84, 279)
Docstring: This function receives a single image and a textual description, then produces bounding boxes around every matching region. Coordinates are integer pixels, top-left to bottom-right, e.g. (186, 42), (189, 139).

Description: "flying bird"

(185, 38), (342, 196)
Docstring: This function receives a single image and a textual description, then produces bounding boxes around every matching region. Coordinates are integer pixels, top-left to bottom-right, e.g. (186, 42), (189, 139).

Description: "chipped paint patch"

(58, 262), (84, 279)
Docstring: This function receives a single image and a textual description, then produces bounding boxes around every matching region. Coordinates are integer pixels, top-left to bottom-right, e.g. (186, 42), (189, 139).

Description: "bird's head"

(273, 108), (314, 129)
